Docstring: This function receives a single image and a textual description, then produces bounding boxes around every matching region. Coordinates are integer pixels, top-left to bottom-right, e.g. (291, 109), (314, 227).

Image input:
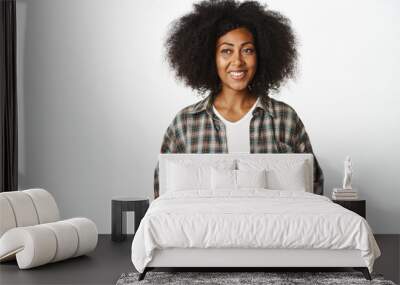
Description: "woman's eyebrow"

(217, 42), (234, 47)
(217, 41), (254, 48)
(240, 41), (254, 46)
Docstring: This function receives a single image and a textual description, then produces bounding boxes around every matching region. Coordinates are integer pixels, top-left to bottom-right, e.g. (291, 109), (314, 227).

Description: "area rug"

(116, 271), (396, 285)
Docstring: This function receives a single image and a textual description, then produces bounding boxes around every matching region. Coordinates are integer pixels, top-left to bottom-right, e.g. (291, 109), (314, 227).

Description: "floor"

(0, 235), (133, 285)
(0, 234), (398, 285)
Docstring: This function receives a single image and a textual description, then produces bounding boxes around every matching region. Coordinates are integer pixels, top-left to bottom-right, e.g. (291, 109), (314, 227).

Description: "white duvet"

(131, 190), (380, 273)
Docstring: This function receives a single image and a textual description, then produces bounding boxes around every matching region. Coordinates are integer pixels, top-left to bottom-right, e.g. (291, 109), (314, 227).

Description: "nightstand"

(111, 197), (149, 242)
(332, 199), (366, 219)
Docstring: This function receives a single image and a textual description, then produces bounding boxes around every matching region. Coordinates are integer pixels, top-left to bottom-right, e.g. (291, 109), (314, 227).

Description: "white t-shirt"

(213, 98), (259, 153)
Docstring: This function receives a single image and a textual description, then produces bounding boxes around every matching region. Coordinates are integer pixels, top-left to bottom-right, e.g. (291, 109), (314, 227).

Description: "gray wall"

(16, 0), (400, 234)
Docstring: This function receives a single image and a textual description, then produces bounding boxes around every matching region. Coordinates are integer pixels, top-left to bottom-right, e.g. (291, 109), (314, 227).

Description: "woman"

(154, 0), (323, 198)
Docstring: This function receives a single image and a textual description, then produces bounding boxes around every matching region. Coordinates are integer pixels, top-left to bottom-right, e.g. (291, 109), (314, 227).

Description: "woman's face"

(215, 27), (257, 93)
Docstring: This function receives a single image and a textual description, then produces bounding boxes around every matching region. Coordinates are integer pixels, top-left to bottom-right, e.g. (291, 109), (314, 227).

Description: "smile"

(229, 71), (246, 80)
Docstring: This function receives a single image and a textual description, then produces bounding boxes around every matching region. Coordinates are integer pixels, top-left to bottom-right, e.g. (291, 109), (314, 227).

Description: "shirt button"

(215, 125), (220, 131)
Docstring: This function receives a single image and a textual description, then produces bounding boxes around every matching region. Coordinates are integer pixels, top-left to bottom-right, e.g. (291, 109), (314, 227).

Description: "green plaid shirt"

(154, 95), (324, 198)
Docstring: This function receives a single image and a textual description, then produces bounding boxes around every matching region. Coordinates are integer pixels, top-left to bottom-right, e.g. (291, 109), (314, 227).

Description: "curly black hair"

(165, 0), (298, 97)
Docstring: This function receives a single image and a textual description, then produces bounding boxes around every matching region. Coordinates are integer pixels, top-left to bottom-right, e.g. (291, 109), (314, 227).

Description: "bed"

(131, 154), (380, 280)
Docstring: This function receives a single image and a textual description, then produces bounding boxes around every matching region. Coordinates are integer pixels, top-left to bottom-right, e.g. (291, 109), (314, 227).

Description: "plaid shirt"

(154, 95), (324, 198)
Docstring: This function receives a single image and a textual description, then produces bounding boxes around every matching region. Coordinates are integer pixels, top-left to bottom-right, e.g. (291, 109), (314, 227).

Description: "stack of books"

(332, 188), (358, 200)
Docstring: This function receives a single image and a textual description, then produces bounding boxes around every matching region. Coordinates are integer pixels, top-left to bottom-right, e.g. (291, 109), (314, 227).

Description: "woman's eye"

(221, 49), (232, 54)
(243, 48), (255, 54)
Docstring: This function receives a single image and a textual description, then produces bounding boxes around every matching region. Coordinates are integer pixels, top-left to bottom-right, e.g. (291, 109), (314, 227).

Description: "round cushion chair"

(0, 188), (98, 269)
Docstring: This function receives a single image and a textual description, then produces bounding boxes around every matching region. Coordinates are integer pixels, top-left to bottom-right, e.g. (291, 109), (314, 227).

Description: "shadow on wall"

(18, 0), (51, 192)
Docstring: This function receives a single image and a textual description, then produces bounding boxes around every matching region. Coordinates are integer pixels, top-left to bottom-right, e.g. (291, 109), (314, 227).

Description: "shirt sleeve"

(154, 117), (185, 199)
(291, 116), (324, 195)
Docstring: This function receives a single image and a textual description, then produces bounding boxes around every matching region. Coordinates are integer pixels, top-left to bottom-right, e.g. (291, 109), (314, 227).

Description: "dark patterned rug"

(116, 271), (396, 285)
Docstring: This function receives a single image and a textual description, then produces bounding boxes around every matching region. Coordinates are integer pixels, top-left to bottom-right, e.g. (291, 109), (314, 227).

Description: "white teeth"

(229, 71), (245, 79)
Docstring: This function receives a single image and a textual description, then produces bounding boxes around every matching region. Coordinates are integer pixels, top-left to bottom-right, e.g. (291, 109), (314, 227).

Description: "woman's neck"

(214, 88), (257, 112)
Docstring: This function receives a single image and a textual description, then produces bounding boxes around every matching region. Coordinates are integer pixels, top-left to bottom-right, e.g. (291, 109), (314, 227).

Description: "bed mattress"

(131, 190), (380, 273)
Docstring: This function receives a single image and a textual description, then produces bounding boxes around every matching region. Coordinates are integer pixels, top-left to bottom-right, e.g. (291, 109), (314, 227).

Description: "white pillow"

(165, 159), (235, 192)
(265, 162), (307, 191)
(236, 169), (267, 189)
(238, 159), (308, 191)
(211, 169), (268, 190)
(211, 168), (236, 190)
(167, 162), (210, 191)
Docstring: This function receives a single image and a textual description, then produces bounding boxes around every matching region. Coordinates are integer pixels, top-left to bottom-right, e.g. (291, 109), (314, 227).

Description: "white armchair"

(0, 188), (98, 269)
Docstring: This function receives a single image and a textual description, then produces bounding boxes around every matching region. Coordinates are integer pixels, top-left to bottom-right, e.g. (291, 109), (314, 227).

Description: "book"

(332, 196), (359, 200)
(333, 188), (358, 193)
(332, 193), (358, 200)
(332, 193), (358, 197)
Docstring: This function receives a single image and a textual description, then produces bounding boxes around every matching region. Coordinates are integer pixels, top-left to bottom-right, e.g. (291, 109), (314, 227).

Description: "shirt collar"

(187, 95), (213, 115)
(257, 95), (276, 118)
(187, 94), (276, 118)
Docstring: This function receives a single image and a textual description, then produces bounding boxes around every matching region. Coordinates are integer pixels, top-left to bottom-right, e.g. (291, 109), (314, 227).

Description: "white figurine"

(342, 156), (353, 190)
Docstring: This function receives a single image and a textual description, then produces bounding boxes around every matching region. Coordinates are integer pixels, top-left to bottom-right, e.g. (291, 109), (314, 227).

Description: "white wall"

(16, 0), (400, 234)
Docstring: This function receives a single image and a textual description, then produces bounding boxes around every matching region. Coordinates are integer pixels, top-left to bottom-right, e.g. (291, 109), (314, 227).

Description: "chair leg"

(354, 267), (371, 280)
(138, 268), (148, 281)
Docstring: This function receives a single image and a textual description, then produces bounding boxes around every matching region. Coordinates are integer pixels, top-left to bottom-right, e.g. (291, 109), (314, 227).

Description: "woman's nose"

(231, 51), (244, 66)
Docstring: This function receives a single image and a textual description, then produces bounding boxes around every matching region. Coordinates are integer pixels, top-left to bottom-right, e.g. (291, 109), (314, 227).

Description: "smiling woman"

(215, 27), (257, 98)
(154, 0), (324, 198)
(214, 27), (258, 122)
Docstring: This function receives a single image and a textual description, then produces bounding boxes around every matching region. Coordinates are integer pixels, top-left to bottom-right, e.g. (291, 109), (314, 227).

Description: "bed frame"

(139, 154), (372, 281)
(140, 248), (371, 280)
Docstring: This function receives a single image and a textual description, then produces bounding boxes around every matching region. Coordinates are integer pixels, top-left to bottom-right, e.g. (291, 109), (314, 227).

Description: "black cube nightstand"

(111, 197), (149, 242)
(332, 199), (366, 219)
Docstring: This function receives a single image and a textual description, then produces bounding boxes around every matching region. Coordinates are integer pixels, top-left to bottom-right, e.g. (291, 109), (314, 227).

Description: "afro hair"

(165, 0), (298, 98)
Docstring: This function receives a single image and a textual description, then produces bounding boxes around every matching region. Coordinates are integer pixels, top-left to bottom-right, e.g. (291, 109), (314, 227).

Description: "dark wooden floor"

(0, 234), (398, 285)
